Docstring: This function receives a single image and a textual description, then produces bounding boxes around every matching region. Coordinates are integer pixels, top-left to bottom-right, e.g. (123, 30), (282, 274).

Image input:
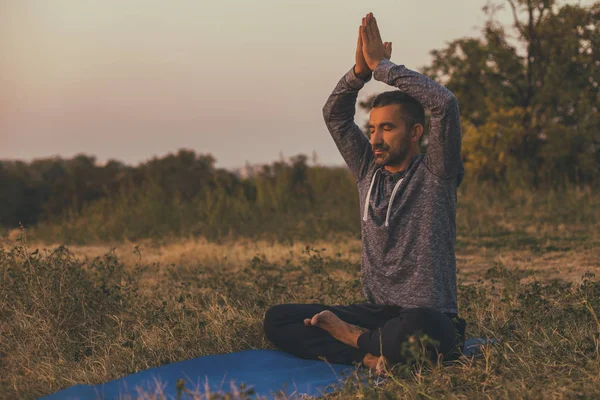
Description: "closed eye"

(369, 123), (396, 132)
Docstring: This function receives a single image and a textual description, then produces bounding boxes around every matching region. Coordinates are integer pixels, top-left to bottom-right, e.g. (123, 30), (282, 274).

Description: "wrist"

(353, 65), (372, 80)
(372, 58), (395, 82)
(369, 57), (386, 71)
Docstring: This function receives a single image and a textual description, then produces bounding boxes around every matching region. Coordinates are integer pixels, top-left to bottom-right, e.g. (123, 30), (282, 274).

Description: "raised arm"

(361, 13), (463, 179)
(322, 25), (392, 182)
(322, 70), (373, 181)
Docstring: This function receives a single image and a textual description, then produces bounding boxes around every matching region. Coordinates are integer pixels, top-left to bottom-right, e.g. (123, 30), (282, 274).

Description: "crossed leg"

(264, 303), (463, 372)
(304, 309), (390, 373)
(263, 303), (399, 368)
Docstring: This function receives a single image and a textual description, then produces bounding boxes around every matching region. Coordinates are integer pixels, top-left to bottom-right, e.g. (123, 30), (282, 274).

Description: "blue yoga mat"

(40, 338), (492, 400)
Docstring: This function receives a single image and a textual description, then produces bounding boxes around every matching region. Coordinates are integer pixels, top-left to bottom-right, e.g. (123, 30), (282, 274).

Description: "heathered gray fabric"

(322, 59), (464, 314)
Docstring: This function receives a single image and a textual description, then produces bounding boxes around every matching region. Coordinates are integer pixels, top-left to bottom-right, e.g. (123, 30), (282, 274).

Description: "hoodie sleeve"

(373, 59), (463, 179)
(322, 67), (374, 182)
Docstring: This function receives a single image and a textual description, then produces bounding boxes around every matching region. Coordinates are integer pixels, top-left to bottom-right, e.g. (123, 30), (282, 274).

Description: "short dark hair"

(371, 91), (425, 130)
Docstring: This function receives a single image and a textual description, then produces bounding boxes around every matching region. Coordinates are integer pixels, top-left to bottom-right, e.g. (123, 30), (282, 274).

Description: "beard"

(373, 145), (411, 168)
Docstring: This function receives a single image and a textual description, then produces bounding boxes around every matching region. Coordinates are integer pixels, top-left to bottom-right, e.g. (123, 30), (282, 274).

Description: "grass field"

(1, 184), (599, 399)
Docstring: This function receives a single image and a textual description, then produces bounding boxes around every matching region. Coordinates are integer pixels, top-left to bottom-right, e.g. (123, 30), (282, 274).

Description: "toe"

(362, 353), (378, 369)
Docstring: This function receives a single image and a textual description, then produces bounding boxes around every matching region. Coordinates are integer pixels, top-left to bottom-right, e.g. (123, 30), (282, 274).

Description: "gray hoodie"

(322, 59), (464, 314)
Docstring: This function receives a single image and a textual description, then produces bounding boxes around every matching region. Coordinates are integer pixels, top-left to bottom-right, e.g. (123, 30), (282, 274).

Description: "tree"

(362, 0), (599, 185)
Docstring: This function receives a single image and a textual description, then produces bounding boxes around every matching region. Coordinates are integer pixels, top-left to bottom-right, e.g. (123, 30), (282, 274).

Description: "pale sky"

(1, 0), (590, 169)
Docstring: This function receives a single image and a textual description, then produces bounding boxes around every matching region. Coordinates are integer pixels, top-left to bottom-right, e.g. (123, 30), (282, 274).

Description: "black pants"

(263, 303), (466, 366)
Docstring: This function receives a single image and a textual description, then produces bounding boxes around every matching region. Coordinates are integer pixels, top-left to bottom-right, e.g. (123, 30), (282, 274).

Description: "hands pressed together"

(354, 12), (392, 79)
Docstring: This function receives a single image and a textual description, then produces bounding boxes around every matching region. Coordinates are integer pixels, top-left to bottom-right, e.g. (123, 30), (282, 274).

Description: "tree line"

(0, 151), (360, 242)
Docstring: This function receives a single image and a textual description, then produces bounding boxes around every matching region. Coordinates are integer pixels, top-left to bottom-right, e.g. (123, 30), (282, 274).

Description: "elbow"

(322, 104), (336, 132)
(322, 103), (332, 122)
(444, 91), (458, 110)
(322, 103), (338, 129)
(440, 91), (459, 117)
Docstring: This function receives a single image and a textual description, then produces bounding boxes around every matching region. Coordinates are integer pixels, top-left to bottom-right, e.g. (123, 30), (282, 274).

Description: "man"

(263, 12), (466, 372)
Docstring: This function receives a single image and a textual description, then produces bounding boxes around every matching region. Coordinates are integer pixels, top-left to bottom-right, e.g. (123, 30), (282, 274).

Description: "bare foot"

(362, 353), (390, 376)
(375, 355), (390, 376)
(362, 353), (379, 369)
(303, 310), (368, 348)
(303, 310), (348, 342)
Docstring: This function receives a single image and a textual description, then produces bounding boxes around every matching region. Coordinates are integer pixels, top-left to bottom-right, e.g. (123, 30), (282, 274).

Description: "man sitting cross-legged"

(263, 12), (466, 371)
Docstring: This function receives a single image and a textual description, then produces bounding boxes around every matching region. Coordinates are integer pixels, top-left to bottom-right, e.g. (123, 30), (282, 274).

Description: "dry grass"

(1, 185), (599, 399)
(35, 237), (362, 272)
(15, 227), (597, 289)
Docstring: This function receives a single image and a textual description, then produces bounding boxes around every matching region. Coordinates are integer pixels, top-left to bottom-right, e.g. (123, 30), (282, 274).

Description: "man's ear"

(411, 124), (424, 142)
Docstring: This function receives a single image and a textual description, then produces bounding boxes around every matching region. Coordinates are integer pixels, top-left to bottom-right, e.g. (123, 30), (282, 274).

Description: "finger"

(366, 13), (376, 41)
(363, 14), (371, 42)
(384, 42), (391, 58)
(362, 24), (370, 44)
(304, 318), (312, 326)
(369, 17), (381, 44)
(357, 25), (362, 47)
(372, 15), (382, 42)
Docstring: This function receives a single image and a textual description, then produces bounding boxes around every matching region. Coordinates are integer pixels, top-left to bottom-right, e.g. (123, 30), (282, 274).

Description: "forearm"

(373, 59), (462, 178)
(323, 65), (369, 127)
(373, 59), (457, 117)
(322, 66), (374, 181)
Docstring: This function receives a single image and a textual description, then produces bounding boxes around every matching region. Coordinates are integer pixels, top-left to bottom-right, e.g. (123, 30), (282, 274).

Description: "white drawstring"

(363, 169), (405, 227)
(362, 169), (380, 222)
(385, 178), (404, 227)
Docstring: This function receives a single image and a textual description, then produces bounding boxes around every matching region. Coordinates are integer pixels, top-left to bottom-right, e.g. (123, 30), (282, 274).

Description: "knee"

(400, 308), (455, 336)
(382, 308), (456, 363)
(263, 304), (289, 342)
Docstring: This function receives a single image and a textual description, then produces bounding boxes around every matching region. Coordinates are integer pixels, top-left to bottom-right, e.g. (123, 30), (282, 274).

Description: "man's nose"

(370, 129), (383, 145)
